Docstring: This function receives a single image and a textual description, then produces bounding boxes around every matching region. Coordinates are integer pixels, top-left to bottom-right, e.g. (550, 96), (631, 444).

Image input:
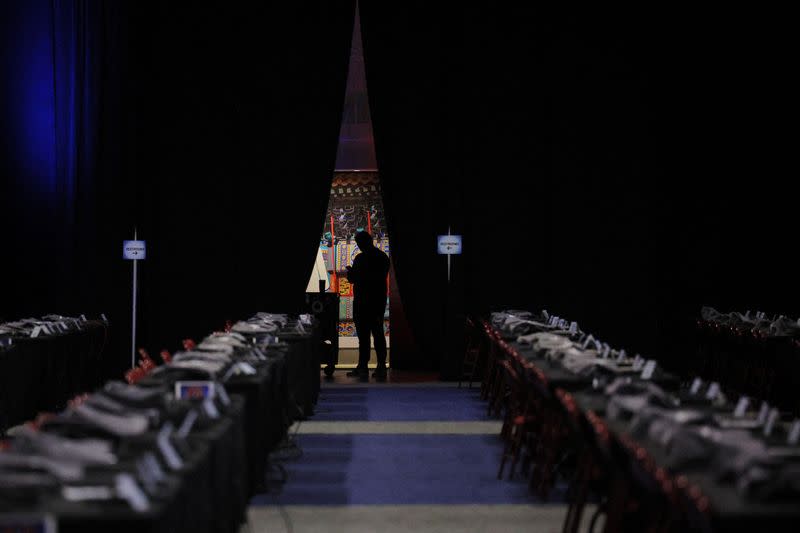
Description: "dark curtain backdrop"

(360, 2), (467, 372)
(1, 0), (137, 370)
(361, 3), (797, 375)
(651, 6), (799, 367)
(459, 5), (662, 354)
(2, 1), (355, 378)
(3, 2), (796, 380)
(132, 1), (355, 355)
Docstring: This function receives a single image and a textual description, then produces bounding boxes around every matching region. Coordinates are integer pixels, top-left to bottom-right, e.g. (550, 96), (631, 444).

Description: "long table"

(1, 316), (321, 532)
(485, 321), (800, 532)
(0, 320), (107, 434)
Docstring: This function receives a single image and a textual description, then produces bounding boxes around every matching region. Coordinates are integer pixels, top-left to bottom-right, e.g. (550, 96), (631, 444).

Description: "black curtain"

(361, 3), (797, 375)
(360, 2), (467, 372)
(1, 0), (137, 381)
(2, 1), (355, 378)
(461, 5), (663, 354)
(3, 2), (795, 379)
(131, 1), (356, 355)
(651, 6), (799, 367)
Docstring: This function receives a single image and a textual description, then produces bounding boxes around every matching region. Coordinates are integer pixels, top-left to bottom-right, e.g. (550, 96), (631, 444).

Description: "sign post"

(123, 231), (146, 369)
(437, 228), (462, 283)
(437, 226), (465, 380)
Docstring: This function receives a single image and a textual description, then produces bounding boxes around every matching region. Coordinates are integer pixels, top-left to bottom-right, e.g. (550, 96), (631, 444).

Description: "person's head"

(355, 231), (374, 250)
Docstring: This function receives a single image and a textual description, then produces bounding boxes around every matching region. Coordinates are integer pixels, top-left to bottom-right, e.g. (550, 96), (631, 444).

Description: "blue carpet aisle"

(308, 387), (491, 422)
(246, 382), (572, 532)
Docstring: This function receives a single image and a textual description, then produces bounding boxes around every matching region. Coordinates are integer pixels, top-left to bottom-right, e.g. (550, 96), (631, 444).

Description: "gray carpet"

(243, 504), (586, 533)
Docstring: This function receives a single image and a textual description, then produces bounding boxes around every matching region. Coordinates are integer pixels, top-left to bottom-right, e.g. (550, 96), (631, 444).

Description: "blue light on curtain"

(1, 0), (102, 315)
(1, 0), (57, 195)
(51, 0), (99, 235)
(1, 0), (97, 204)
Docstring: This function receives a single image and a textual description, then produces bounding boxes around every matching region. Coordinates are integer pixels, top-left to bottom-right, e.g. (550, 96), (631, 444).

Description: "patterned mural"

(318, 171), (390, 338)
(321, 172), (387, 244)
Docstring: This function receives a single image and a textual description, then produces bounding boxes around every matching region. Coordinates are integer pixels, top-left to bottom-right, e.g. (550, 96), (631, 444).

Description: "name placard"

(203, 396), (220, 419)
(757, 402), (770, 425)
(764, 408), (780, 437)
(174, 381), (215, 400)
(787, 420), (800, 445)
(177, 410), (199, 439)
(734, 396), (750, 418)
(156, 422), (183, 470)
(640, 360), (657, 380)
(705, 382), (721, 400)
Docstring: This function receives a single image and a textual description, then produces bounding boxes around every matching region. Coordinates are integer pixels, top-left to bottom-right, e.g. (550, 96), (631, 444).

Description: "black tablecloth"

(0, 395), (247, 533)
(278, 326), (320, 421)
(695, 326), (800, 415)
(0, 320), (107, 433)
(1, 316), (322, 532)
(225, 355), (287, 496)
(572, 390), (800, 532)
(490, 320), (799, 531)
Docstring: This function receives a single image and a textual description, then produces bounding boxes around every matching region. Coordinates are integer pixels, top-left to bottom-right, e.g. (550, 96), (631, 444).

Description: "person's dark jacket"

(346, 246), (390, 317)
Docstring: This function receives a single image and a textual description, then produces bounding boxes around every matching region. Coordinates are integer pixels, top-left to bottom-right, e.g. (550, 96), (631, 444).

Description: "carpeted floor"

(251, 433), (549, 505)
(244, 504), (574, 533)
(311, 386), (488, 421)
(246, 381), (576, 532)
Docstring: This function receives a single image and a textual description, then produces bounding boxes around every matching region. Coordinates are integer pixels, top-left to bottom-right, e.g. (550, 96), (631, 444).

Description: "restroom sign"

(437, 235), (462, 255)
(123, 240), (146, 260)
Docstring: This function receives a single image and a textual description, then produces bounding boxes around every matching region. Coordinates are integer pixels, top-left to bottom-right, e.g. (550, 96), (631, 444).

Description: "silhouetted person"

(345, 231), (390, 381)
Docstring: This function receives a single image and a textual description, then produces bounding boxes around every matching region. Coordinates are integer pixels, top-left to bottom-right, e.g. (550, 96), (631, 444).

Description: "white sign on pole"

(437, 235), (463, 255)
(123, 240), (147, 260)
(125, 233), (145, 369)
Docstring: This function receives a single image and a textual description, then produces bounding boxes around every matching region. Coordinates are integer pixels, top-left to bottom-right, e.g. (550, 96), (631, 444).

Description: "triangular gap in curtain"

(306, 3), (413, 372)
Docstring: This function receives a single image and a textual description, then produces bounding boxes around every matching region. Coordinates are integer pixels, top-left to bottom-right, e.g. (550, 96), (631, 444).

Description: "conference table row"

(481, 310), (800, 533)
(1, 318), (108, 434)
(0, 312), (322, 533)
